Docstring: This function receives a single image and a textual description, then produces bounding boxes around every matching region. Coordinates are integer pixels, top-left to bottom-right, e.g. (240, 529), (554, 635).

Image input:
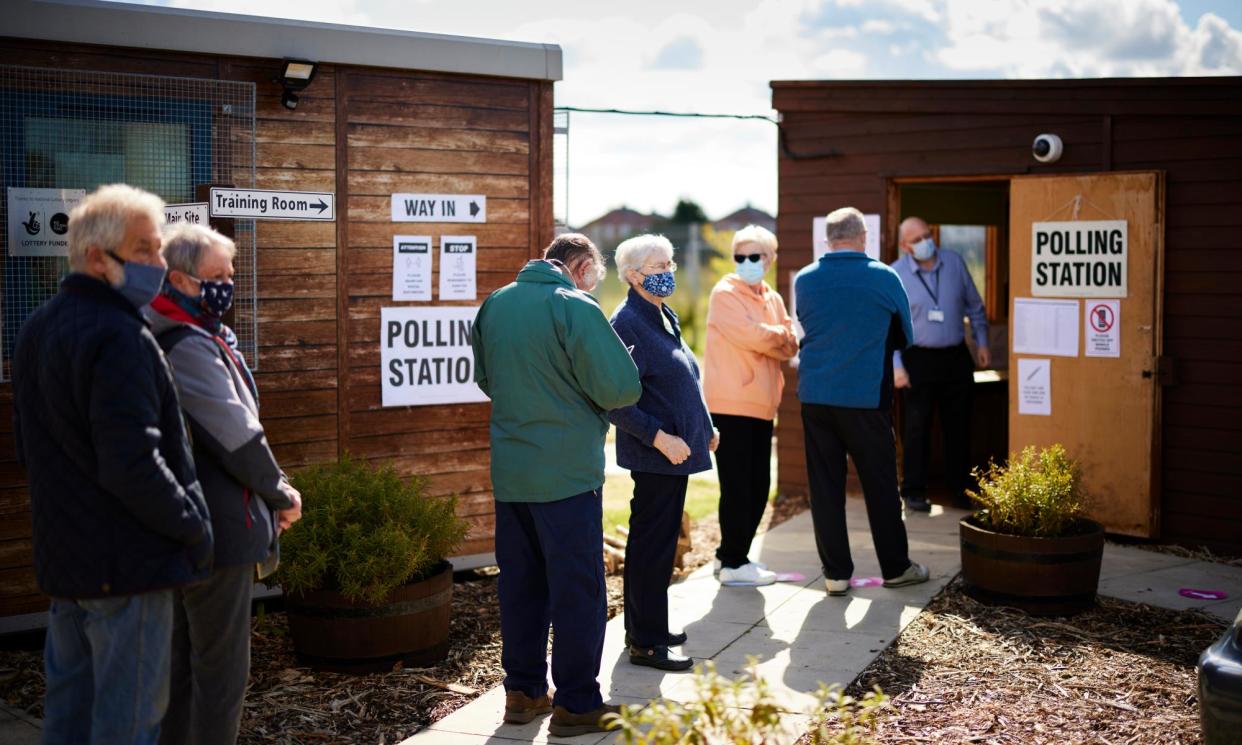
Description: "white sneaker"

(883, 562), (930, 588)
(719, 562), (778, 586)
(825, 578), (850, 596)
(713, 559), (767, 577)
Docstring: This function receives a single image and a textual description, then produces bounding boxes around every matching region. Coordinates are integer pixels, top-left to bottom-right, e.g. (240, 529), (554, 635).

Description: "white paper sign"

(1013, 297), (1079, 357)
(164, 202), (209, 226)
(1084, 299), (1121, 358)
(392, 235), (432, 301)
(812, 213), (881, 261)
(209, 188), (334, 221)
(1018, 358), (1052, 416)
(1031, 220), (1127, 298)
(439, 235), (477, 301)
(392, 193), (487, 223)
(381, 306), (488, 407)
(7, 187), (84, 257)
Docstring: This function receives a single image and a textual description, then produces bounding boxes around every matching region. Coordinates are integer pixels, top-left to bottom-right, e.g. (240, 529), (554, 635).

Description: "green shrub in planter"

(274, 455), (468, 605)
(967, 443), (1086, 538)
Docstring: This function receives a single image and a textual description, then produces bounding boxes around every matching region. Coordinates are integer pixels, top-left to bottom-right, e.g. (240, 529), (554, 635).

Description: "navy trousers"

(624, 471), (688, 647)
(495, 489), (606, 715)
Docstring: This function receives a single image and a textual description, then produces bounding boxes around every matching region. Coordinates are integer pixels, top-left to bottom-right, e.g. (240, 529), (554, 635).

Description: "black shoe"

(904, 496), (931, 512)
(629, 645), (694, 672)
(625, 631), (687, 647)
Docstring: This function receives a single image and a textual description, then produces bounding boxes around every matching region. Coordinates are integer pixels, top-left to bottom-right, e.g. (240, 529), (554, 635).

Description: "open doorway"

(887, 178), (1011, 503)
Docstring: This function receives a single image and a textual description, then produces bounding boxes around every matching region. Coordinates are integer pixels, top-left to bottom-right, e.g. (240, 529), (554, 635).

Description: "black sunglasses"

(733, 253), (762, 264)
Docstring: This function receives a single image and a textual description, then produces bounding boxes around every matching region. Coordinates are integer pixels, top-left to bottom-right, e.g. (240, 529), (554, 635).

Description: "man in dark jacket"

(147, 223), (301, 745)
(12, 183), (212, 744)
(472, 233), (641, 737)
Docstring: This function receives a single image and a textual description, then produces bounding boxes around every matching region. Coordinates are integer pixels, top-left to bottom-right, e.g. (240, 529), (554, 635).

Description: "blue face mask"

(912, 238), (937, 261)
(641, 271), (676, 298)
(196, 277), (235, 317)
(106, 250), (166, 309)
(736, 258), (766, 285)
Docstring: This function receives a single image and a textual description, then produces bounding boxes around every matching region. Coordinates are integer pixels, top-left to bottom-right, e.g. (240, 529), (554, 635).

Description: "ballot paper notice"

(393, 235), (432, 301)
(1018, 358), (1052, 416)
(439, 235), (477, 300)
(1013, 297), (1079, 357)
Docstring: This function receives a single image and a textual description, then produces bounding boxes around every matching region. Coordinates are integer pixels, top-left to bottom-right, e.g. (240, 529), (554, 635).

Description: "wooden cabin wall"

(0, 36), (551, 618)
(771, 78), (1242, 553)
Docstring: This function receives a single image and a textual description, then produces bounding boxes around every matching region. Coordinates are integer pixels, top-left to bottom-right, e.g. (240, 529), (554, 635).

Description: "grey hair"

(732, 224), (778, 260)
(824, 206), (867, 247)
(67, 184), (165, 270)
(614, 233), (674, 282)
(162, 223), (236, 276)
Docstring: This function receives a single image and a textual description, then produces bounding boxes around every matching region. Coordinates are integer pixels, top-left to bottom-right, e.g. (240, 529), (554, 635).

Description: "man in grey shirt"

(891, 216), (990, 512)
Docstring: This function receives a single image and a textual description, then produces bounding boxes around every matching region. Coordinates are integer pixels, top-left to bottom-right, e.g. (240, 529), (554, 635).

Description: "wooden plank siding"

(0, 36), (552, 618)
(771, 77), (1242, 553)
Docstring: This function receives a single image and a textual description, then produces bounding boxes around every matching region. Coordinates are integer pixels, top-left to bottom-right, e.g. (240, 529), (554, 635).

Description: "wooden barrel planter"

(960, 516), (1104, 616)
(285, 560), (453, 673)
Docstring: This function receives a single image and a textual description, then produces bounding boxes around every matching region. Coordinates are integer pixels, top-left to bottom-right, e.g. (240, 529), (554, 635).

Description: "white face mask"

(912, 238), (937, 261)
(736, 258), (766, 285)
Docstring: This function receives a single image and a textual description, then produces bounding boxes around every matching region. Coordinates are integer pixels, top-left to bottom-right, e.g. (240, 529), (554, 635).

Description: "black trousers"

(900, 344), (975, 503)
(624, 471), (688, 647)
(712, 413), (774, 569)
(801, 403), (911, 581)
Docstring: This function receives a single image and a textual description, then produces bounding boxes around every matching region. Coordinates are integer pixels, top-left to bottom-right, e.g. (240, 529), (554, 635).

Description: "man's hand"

(277, 489), (303, 533)
(654, 430), (691, 466)
(976, 346), (991, 369)
(709, 428), (720, 453)
(894, 367), (911, 389)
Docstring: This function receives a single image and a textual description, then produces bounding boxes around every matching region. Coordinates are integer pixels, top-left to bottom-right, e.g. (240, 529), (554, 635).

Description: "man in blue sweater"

(794, 207), (929, 597)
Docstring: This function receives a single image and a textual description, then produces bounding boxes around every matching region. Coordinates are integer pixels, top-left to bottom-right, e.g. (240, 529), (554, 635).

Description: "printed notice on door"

(1013, 297), (1079, 357)
(439, 235), (477, 301)
(1084, 300), (1121, 358)
(393, 235), (432, 301)
(1018, 358), (1052, 416)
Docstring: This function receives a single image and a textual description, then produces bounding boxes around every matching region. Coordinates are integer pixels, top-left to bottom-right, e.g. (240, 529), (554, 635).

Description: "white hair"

(732, 224), (778, 260)
(162, 223), (236, 276)
(824, 207), (867, 248)
(67, 184), (166, 270)
(615, 233), (674, 282)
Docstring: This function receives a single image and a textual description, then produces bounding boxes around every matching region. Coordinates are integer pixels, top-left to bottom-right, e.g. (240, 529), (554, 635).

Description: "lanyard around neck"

(914, 265), (940, 306)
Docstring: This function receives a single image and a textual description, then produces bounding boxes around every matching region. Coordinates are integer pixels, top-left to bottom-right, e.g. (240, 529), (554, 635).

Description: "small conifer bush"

(967, 443), (1087, 538)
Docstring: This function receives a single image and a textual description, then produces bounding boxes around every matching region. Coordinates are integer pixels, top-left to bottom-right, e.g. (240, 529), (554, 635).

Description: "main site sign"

(209, 188), (335, 221)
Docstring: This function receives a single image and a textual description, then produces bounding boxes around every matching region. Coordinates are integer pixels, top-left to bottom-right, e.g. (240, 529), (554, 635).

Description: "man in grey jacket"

(146, 223), (302, 745)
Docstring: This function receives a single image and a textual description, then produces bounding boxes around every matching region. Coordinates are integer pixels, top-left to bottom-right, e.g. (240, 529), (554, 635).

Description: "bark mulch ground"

(838, 578), (1226, 745)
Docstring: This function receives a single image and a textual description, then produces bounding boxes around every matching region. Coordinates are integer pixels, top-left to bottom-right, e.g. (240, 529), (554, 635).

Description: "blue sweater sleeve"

(889, 272), (915, 350)
(606, 316), (665, 445)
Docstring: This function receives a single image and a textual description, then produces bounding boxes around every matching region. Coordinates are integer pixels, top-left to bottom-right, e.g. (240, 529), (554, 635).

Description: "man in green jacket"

(472, 233), (641, 737)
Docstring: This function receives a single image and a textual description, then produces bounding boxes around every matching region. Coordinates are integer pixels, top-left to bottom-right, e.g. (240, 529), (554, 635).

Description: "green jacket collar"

(517, 259), (575, 288)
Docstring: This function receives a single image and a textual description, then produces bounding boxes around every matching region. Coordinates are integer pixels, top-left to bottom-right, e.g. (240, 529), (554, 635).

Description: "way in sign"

(403, 198), (478, 219)
(209, 188), (335, 221)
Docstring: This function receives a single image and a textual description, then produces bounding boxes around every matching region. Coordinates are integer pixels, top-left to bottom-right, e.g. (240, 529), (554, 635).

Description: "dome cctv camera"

(1033, 133), (1063, 163)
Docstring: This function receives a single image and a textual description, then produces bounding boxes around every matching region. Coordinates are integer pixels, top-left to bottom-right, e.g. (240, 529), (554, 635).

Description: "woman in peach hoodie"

(703, 225), (799, 586)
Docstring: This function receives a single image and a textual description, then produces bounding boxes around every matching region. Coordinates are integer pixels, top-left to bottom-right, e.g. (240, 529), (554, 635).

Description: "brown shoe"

(548, 703), (622, 737)
(503, 690), (552, 724)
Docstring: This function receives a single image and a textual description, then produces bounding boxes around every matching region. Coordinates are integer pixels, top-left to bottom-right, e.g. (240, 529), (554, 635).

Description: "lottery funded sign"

(210, 188), (334, 221)
(7, 187), (84, 257)
(381, 306), (488, 407)
(1031, 220), (1127, 298)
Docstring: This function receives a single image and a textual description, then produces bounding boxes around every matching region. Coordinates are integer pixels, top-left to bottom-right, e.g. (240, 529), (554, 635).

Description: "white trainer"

(825, 578), (850, 596)
(719, 562), (778, 586)
(713, 559), (767, 577)
(883, 561), (930, 588)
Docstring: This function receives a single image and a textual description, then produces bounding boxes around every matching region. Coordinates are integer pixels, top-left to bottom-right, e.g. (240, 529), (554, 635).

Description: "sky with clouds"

(132, 0), (1242, 226)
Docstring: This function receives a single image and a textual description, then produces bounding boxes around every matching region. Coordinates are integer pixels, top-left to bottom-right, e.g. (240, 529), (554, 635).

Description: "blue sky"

(130, 0), (1241, 226)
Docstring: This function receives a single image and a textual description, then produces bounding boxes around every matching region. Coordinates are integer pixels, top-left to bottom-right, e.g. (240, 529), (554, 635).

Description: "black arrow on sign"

(469, 200), (480, 217)
(311, 199), (329, 213)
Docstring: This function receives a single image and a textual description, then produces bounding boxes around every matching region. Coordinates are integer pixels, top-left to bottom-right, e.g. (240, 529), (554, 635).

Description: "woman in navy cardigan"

(608, 234), (717, 672)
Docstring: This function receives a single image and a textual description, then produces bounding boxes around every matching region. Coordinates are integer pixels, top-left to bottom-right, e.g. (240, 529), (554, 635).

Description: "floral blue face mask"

(641, 271), (676, 298)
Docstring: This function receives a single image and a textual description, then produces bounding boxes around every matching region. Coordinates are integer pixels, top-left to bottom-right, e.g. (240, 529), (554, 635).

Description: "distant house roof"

(578, 206), (664, 232)
(713, 205), (775, 231)
(7, 0), (563, 81)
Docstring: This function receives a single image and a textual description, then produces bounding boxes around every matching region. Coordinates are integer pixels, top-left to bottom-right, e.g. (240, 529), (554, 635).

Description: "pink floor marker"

(775, 572), (805, 583)
(1179, 588), (1227, 601)
(851, 577), (885, 588)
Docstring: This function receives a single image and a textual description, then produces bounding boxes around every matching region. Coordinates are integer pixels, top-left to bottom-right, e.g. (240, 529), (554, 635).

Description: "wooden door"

(1008, 172), (1164, 537)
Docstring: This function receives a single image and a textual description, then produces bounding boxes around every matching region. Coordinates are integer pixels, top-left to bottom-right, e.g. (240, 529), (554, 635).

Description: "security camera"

(1032, 134), (1063, 163)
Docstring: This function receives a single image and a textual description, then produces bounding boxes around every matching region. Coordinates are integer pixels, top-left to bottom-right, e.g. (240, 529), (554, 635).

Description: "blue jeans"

(43, 591), (174, 745)
(495, 489), (607, 715)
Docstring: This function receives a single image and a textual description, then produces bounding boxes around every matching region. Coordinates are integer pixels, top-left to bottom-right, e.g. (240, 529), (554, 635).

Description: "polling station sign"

(1031, 220), (1128, 298)
(381, 306), (488, 407)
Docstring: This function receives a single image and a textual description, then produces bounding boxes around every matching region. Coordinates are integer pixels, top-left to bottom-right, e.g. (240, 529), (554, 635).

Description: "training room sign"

(209, 188), (335, 221)
(1031, 220), (1128, 298)
(6, 187), (84, 257)
(380, 306), (488, 407)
